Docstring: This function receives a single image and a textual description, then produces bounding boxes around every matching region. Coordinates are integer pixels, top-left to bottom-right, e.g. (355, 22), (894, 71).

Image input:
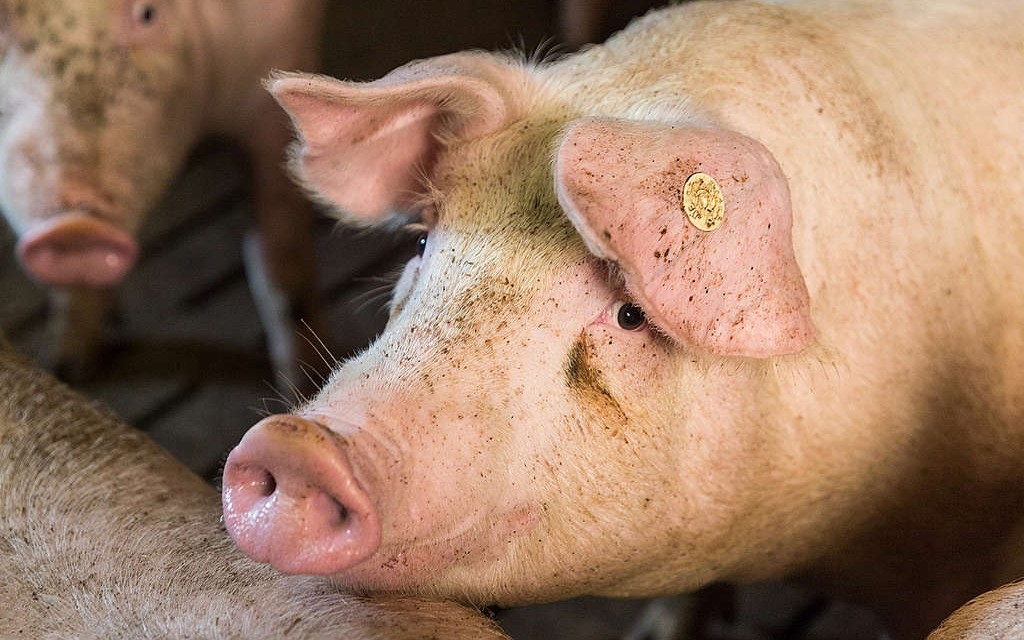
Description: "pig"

(0, 0), (328, 390)
(0, 333), (509, 638)
(220, 1), (1024, 638)
(927, 581), (1024, 640)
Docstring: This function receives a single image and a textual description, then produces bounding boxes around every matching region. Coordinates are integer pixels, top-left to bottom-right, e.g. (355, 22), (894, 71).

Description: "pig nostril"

(335, 499), (350, 524)
(222, 414), (383, 573)
(256, 469), (278, 498)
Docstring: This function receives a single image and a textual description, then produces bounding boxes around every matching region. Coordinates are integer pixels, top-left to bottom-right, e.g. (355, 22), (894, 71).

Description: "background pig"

(0, 0), (327, 391)
(219, 1), (1024, 638)
(927, 581), (1024, 640)
(0, 334), (509, 639)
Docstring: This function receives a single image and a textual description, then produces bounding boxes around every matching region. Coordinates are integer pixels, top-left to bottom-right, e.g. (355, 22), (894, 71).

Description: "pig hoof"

(222, 414), (380, 575)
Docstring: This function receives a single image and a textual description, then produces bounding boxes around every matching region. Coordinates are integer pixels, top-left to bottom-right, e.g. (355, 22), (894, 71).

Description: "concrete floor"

(0, 2), (890, 638)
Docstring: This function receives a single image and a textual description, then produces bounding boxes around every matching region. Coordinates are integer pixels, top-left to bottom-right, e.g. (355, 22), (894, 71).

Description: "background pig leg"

(242, 103), (330, 402)
(43, 287), (115, 382)
(0, 335), (508, 639)
(620, 595), (689, 640)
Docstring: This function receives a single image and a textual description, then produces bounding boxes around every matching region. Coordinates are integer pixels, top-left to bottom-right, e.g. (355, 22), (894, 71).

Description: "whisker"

(299, 318), (341, 369)
(252, 379), (293, 417)
(349, 276), (400, 316)
(296, 359), (328, 391)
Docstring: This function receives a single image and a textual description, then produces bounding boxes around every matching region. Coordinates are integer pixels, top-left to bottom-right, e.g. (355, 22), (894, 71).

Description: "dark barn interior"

(0, 1), (891, 638)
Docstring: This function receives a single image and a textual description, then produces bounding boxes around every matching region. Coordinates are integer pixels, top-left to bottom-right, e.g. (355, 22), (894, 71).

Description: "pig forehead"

(6, 0), (189, 124)
(417, 117), (604, 309)
(9, 0), (112, 41)
(8, 0), (122, 79)
(431, 116), (572, 234)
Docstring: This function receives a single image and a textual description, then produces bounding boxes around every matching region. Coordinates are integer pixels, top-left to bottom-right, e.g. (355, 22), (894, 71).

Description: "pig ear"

(556, 118), (814, 358)
(268, 54), (517, 223)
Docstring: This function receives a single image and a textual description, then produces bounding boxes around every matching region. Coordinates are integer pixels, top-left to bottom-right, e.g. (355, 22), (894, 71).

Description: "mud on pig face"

(222, 53), (814, 605)
(0, 0), (204, 286)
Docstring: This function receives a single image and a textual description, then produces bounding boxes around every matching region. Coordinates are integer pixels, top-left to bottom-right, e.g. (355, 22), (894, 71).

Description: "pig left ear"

(268, 54), (516, 223)
(555, 118), (814, 357)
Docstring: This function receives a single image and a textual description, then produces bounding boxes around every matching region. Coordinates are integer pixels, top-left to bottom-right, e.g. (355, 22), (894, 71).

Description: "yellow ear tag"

(682, 172), (725, 232)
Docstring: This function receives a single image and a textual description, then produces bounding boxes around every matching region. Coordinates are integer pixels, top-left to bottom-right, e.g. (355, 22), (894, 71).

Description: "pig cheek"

(554, 327), (740, 567)
(388, 423), (528, 553)
(474, 325), (670, 588)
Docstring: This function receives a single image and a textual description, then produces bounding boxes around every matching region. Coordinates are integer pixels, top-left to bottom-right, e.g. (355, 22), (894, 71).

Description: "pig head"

(0, 0), (197, 285)
(223, 2), (1024, 637)
(223, 53), (821, 601)
(0, 0), (326, 389)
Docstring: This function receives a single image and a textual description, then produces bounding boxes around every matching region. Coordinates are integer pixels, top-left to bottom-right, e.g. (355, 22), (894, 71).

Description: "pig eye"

(613, 302), (647, 331)
(133, 2), (158, 25)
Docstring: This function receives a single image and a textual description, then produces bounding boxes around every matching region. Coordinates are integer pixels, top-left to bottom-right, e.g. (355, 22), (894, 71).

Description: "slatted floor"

(0, 2), (890, 638)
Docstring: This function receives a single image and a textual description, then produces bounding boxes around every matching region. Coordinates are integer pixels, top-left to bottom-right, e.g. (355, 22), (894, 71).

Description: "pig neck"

(762, 12), (1024, 635)
(544, 12), (1024, 633)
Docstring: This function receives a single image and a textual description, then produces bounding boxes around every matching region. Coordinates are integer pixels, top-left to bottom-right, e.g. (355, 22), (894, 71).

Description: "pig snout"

(221, 414), (381, 575)
(15, 213), (138, 287)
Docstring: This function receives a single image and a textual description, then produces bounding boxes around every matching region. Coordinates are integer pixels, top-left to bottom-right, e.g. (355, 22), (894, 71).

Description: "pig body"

(927, 580), (1024, 640)
(0, 335), (509, 639)
(0, 0), (327, 387)
(222, 1), (1024, 637)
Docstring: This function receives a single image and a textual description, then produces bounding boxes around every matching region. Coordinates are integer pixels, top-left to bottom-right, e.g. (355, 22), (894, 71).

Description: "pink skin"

(224, 405), (544, 583)
(221, 56), (809, 604)
(220, 54), (793, 605)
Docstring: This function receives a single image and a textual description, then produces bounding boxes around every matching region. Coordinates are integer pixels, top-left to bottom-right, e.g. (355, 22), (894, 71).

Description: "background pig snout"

(16, 213), (138, 287)
(221, 414), (381, 575)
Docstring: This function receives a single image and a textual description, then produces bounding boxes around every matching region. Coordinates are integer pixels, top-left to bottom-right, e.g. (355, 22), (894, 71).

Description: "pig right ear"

(268, 54), (518, 223)
(556, 118), (814, 358)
